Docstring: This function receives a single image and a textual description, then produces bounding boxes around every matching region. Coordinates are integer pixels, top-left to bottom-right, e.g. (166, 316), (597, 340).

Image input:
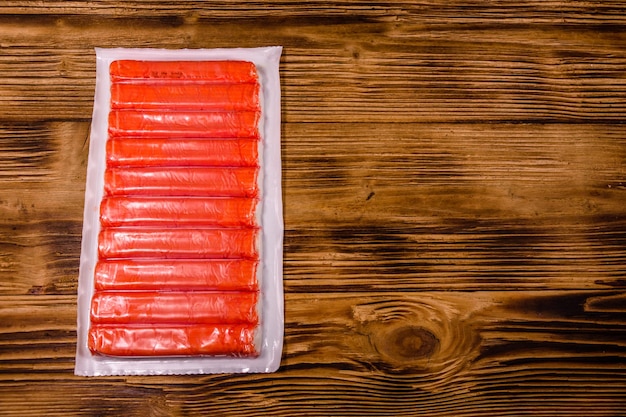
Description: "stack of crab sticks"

(88, 60), (263, 357)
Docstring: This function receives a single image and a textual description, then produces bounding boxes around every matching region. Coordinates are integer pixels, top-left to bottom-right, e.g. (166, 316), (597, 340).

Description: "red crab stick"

(98, 228), (258, 259)
(106, 138), (259, 168)
(110, 60), (258, 84)
(88, 324), (259, 357)
(100, 197), (258, 228)
(111, 83), (260, 111)
(108, 110), (260, 138)
(104, 167), (258, 197)
(94, 259), (258, 292)
(90, 291), (259, 325)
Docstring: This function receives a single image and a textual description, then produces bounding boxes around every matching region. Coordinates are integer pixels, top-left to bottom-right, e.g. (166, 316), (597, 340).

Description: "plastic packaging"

(108, 110), (261, 138)
(75, 47), (283, 376)
(100, 197), (258, 228)
(106, 138), (259, 167)
(103, 166), (259, 197)
(94, 259), (259, 292)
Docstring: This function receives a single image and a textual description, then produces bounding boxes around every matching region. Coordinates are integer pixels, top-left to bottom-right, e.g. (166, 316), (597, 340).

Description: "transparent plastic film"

(106, 138), (259, 167)
(103, 166), (259, 197)
(100, 197), (258, 228)
(90, 291), (259, 325)
(108, 110), (261, 138)
(111, 83), (260, 111)
(88, 324), (259, 357)
(97, 228), (259, 259)
(109, 60), (259, 83)
(94, 259), (259, 292)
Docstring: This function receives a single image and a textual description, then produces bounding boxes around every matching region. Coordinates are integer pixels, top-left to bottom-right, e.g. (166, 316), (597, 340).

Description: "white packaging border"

(74, 46), (284, 376)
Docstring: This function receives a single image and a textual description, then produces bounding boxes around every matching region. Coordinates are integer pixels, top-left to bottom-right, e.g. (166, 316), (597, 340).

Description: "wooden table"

(1, 2), (625, 415)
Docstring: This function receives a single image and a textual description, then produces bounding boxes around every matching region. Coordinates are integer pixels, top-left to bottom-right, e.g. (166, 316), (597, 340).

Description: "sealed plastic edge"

(74, 46), (283, 376)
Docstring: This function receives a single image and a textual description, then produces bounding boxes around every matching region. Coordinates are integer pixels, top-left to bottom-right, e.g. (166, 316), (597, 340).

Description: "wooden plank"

(0, 292), (624, 415)
(0, 220), (81, 295)
(0, 19), (624, 122)
(0, 122), (87, 295)
(0, 381), (169, 417)
(0, 1), (625, 25)
(1, 122), (625, 294)
(283, 123), (626, 222)
(0, 122), (87, 182)
(282, 122), (626, 291)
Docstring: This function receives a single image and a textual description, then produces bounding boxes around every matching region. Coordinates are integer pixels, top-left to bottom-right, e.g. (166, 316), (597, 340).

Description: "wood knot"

(384, 326), (439, 360)
(352, 298), (481, 376)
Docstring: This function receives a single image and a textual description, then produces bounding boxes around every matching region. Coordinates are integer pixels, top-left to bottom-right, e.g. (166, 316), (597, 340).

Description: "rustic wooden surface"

(1, 1), (626, 416)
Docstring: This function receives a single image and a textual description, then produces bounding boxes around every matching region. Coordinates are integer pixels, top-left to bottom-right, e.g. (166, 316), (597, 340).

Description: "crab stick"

(103, 166), (259, 197)
(100, 197), (258, 228)
(98, 228), (258, 260)
(106, 138), (259, 168)
(90, 291), (259, 325)
(94, 259), (259, 292)
(111, 83), (260, 111)
(88, 323), (259, 357)
(110, 60), (258, 84)
(108, 110), (260, 138)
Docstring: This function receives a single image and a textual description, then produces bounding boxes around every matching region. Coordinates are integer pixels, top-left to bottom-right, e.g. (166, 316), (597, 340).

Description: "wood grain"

(0, 16), (624, 122)
(1, 122), (623, 294)
(1, 1), (626, 24)
(283, 122), (626, 291)
(0, 1), (625, 416)
(0, 292), (625, 415)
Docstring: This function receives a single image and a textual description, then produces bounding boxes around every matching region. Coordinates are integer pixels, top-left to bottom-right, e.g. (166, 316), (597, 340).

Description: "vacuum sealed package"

(75, 47), (284, 376)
